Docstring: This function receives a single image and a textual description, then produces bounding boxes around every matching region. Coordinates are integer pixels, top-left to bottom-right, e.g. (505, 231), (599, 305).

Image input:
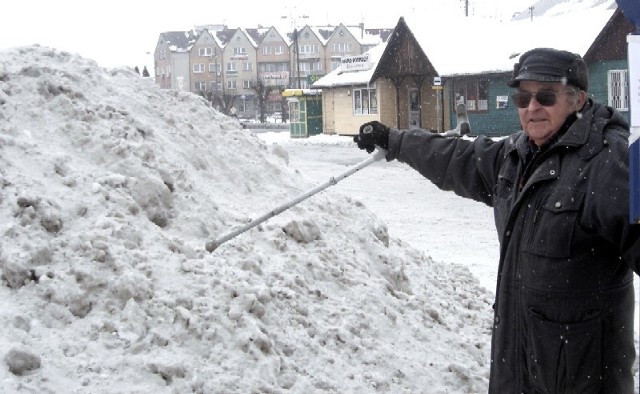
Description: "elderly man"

(354, 47), (640, 393)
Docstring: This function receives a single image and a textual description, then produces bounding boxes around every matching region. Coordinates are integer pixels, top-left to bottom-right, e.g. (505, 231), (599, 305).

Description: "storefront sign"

(340, 54), (372, 72)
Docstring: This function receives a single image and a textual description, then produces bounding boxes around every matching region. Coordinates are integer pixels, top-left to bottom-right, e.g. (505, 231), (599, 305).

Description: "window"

(226, 62), (237, 71)
(227, 80), (237, 89)
(331, 43), (354, 53)
(195, 81), (206, 91)
(209, 63), (221, 73)
(260, 63), (275, 72)
(263, 46), (273, 55)
(478, 80), (489, 111)
(289, 100), (300, 121)
(299, 62), (323, 73)
(353, 88), (377, 115)
(243, 80), (252, 89)
(496, 95), (509, 109)
(608, 69), (629, 111)
(454, 79), (489, 112)
(300, 44), (319, 54)
(275, 45), (284, 55)
(193, 64), (205, 73)
(243, 62), (253, 71)
(233, 47), (247, 55)
(239, 96), (248, 112)
(198, 47), (212, 57)
(159, 50), (166, 60)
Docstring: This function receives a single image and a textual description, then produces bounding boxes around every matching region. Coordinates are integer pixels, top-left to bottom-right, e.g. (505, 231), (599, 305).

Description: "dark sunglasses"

(511, 90), (575, 108)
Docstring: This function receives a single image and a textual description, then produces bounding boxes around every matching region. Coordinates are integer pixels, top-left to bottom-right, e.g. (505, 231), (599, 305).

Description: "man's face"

(515, 81), (585, 146)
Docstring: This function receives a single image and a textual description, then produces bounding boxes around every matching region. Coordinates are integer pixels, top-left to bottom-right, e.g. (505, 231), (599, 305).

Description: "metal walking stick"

(205, 106), (472, 253)
(205, 146), (387, 252)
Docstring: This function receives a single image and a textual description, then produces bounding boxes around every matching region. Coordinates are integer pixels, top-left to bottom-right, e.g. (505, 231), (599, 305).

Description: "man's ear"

(576, 90), (588, 110)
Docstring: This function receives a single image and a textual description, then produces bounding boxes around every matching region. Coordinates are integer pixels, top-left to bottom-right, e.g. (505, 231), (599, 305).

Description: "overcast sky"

(0, 0), (534, 70)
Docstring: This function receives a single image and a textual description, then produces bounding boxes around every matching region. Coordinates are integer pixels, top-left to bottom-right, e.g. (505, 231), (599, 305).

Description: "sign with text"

(340, 54), (372, 72)
(260, 71), (290, 86)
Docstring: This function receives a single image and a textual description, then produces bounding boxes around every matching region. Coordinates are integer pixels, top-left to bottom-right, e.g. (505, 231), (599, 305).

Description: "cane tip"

(205, 240), (218, 253)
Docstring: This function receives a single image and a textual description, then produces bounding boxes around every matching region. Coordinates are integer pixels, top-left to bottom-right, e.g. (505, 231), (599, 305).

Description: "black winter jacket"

(386, 100), (640, 393)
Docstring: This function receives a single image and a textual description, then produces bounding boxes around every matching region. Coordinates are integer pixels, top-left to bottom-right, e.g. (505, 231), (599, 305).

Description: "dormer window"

(198, 47), (212, 57)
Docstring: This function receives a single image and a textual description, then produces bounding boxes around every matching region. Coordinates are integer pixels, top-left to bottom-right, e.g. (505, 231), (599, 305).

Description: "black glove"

(353, 121), (390, 153)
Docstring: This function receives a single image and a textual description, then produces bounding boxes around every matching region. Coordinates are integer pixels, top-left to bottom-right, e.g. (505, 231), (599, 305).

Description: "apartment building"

(255, 27), (291, 114)
(154, 30), (197, 91)
(189, 30), (223, 101)
(153, 23), (391, 119)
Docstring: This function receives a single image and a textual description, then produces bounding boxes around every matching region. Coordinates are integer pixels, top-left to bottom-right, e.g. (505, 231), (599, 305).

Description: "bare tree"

(199, 88), (237, 117)
(250, 80), (274, 123)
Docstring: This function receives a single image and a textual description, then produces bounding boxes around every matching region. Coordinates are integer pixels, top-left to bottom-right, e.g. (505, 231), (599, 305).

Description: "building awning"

(281, 89), (322, 97)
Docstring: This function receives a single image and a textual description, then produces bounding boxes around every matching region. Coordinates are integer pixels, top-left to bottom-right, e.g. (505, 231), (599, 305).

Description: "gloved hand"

(353, 121), (390, 153)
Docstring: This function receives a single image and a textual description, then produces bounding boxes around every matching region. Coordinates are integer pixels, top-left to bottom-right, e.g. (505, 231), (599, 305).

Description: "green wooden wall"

(587, 60), (631, 124)
(447, 59), (631, 137)
(447, 74), (522, 138)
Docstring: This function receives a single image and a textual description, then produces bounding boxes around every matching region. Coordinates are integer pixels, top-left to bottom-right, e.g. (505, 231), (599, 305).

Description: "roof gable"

(324, 25), (356, 46)
(298, 26), (328, 45)
(325, 23), (381, 46)
(370, 18), (436, 83)
(584, 8), (636, 61)
(192, 30), (222, 49)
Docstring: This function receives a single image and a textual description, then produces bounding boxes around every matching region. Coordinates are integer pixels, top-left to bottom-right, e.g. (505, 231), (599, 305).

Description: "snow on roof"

(406, 0), (616, 76)
(512, 0), (615, 20)
(160, 31), (197, 53)
(343, 25), (385, 46)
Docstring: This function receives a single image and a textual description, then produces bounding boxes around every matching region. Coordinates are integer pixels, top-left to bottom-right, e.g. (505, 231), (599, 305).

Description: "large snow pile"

(0, 45), (492, 393)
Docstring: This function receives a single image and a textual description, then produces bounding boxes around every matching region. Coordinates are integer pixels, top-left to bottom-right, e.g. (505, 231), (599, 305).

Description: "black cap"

(508, 48), (588, 91)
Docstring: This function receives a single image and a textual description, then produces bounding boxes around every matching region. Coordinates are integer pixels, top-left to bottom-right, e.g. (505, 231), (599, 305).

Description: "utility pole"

(282, 7), (307, 89)
(293, 28), (301, 89)
(529, 6), (535, 21)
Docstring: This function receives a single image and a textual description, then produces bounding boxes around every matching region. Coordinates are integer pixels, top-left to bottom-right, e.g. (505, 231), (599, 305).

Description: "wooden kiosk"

(282, 89), (323, 138)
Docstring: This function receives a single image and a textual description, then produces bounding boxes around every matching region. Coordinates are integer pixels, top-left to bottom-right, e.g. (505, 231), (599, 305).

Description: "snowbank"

(0, 46), (492, 393)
